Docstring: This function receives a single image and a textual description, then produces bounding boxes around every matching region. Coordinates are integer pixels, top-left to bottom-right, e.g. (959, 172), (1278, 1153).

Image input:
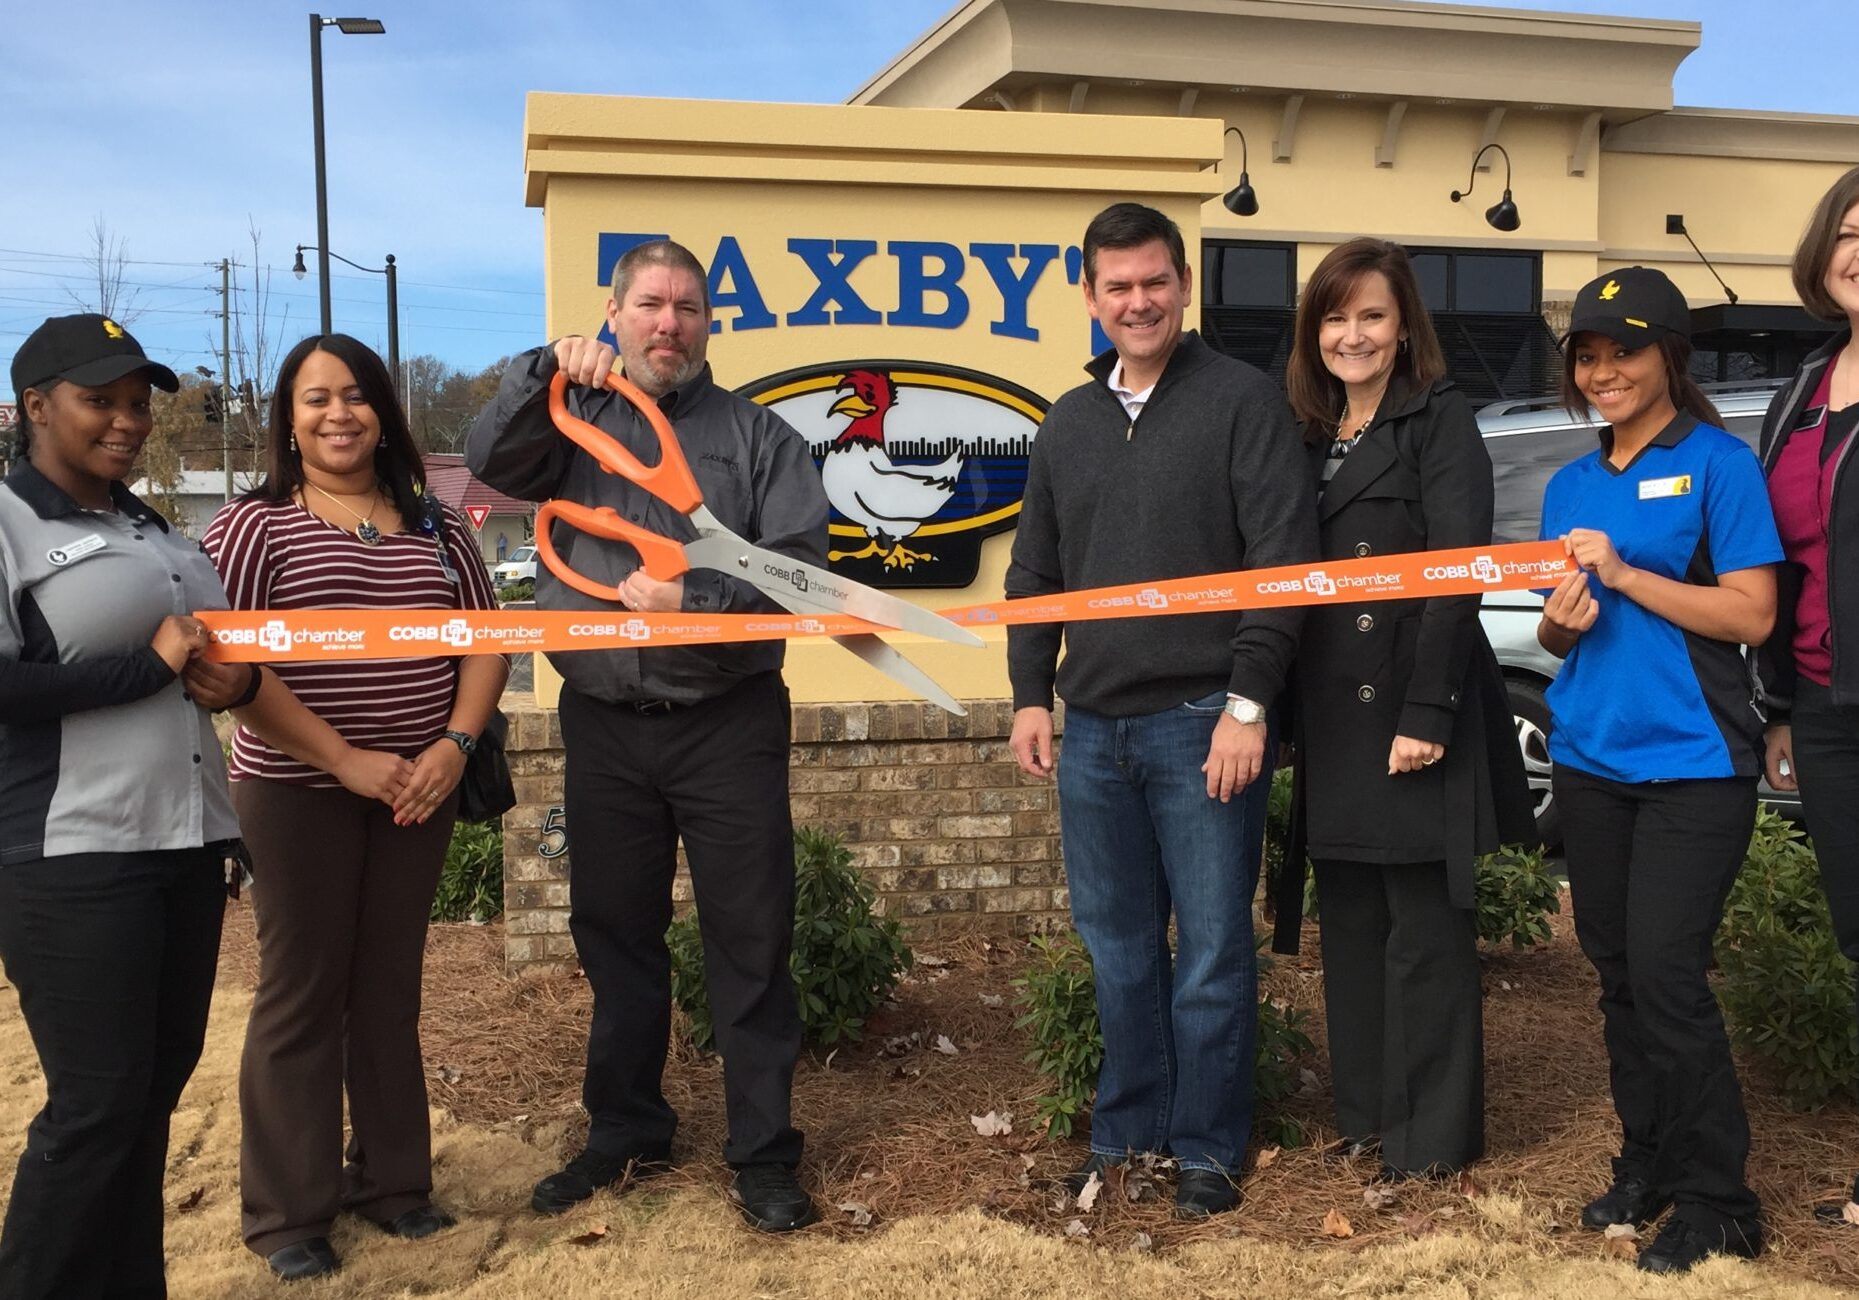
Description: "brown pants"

(233, 780), (456, 1255)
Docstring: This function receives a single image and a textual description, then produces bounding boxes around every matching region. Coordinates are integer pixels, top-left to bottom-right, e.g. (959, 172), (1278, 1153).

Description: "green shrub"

(1011, 933), (1102, 1138)
(668, 827), (913, 1050)
(1262, 766), (1319, 919)
(1474, 842), (1562, 949)
(1716, 808), (1857, 1109)
(1012, 930), (1313, 1144)
(498, 579), (535, 603)
(431, 818), (504, 923)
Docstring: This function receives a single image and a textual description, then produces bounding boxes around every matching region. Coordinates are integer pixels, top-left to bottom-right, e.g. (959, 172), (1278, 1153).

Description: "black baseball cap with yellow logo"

(1565, 266), (1692, 348)
(10, 313), (180, 398)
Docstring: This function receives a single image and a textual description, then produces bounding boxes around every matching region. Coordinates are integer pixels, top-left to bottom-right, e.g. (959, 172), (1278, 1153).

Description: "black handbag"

(457, 709), (516, 823)
(421, 493), (517, 823)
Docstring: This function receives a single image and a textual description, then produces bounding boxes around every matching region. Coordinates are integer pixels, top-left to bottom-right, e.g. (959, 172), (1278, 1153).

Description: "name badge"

(1638, 475), (1692, 501)
(46, 534), (107, 566)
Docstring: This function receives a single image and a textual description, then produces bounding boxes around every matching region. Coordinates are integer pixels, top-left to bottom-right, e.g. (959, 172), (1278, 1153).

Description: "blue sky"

(4, 0), (1855, 383)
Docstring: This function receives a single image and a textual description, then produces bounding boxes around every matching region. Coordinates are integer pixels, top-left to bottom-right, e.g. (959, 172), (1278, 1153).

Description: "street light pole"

(293, 244), (399, 388)
(309, 13), (331, 333)
(307, 13), (385, 335)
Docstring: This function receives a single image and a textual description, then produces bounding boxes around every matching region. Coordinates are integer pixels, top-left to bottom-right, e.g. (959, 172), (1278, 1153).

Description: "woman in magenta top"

(202, 334), (506, 1281)
(1757, 165), (1859, 1223)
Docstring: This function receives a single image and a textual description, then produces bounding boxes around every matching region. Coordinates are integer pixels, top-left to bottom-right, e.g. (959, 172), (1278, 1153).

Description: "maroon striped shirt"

(203, 495), (501, 785)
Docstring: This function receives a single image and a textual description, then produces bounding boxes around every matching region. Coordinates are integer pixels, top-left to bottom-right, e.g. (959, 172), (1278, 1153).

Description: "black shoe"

(1814, 1199), (1858, 1227)
(377, 1204), (457, 1239)
(531, 1145), (672, 1216)
(1174, 1168), (1241, 1220)
(1063, 1151), (1126, 1196)
(1580, 1174), (1671, 1230)
(731, 1163), (819, 1233)
(1636, 1215), (1762, 1273)
(265, 1237), (340, 1282)
(1372, 1164), (1458, 1185)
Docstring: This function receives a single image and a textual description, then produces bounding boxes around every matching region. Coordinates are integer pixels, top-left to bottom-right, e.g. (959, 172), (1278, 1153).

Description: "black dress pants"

(1788, 679), (1859, 1198)
(1311, 859), (1484, 1173)
(559, 673), (803, 1168)
(1553, 765), (1760, 1238)
(0, 849), (225, 1300)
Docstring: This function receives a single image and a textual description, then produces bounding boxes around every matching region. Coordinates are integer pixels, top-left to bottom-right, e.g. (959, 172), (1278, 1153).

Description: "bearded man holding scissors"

(467, 239), (826, 1232)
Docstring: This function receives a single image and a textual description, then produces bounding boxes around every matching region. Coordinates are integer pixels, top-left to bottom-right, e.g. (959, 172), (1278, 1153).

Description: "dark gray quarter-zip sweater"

(1006, 332), (1319, 717)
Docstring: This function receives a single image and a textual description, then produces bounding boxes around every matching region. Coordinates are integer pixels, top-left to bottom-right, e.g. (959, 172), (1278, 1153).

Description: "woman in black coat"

(1273, 238), (1533, 1179)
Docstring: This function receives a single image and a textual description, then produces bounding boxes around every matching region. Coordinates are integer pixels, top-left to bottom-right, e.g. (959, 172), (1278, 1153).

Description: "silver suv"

(1476, 380), (1799, 848)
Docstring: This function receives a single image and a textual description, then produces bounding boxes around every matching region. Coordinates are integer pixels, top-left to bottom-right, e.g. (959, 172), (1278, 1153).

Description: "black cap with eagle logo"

(10, 313), (180, 398)
(1565, 266), (1692, 348)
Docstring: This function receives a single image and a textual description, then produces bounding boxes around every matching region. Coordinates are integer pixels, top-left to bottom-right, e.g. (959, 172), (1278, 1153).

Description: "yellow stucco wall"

(524, 95), (1221, 707)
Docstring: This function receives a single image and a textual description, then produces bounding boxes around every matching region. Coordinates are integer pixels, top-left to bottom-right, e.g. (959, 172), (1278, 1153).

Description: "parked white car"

(492, 544), (537, 587)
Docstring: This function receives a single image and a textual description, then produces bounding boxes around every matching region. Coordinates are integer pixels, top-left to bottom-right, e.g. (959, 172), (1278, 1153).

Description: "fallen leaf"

(1544, 1218), (1564, 1235)
(882, 1032), (922, 1057)
(511, 1113), (529, 1124)
(1102, 1163), (1127, 1201)
(932, 1034), (959, 1056)
(1254, 1145), (1281, 1171)
(1457, 1171), (1482, 1198)
(1132, 1231), (1154, 1252)
(889, 1063), (921, 1081)
(1064, 1218), (1091, 1238)
(1297, 1067), (1322, 1096)
(1603, 1234), (1638, 1262)
(837, 1200), (873, 1228)
(1362, 1186), (1397, 1211)
(1076, 1171), (1103, 1212)
(437, 1065), (462, 1085)
(566, 1224), (609, 1246)
(916, 954), (950, 967)
(1321, 1208), (1354, 1238)
(1603, 1223), (1638, 1241)
(970, 1110), (1014, 1137)
(1400, 1211), (1436, 1238)
(175, 1187), (204, 1213)
(1844, 1202), (1859, 1227)
(978, 993), (1005, 1008)
(1020, 1154), (1037, 1170)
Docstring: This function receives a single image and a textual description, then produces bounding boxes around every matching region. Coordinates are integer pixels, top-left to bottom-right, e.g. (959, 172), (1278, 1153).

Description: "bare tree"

(66, 216), (146, 323)
(227, 221), (293, 481)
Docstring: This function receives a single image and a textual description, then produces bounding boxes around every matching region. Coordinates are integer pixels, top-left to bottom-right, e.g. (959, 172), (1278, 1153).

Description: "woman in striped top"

(202, 334), (506, 1282)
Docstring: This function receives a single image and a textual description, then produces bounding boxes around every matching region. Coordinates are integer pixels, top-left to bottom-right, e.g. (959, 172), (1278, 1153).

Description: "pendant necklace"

(307, 480), (384, 545)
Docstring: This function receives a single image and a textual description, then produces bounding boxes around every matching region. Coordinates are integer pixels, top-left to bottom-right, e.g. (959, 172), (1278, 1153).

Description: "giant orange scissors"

(536, 370), (981, 715)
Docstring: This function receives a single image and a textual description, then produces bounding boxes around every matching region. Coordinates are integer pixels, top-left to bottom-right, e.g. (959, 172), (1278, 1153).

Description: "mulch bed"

(216, 899), (1859, 1288)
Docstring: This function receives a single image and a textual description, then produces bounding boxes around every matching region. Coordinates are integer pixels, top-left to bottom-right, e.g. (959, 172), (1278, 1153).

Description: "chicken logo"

(742, 360), (1047, 589)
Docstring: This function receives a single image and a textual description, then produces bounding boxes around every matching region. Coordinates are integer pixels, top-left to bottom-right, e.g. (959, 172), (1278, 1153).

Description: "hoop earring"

(1398, 337), (1410, 355)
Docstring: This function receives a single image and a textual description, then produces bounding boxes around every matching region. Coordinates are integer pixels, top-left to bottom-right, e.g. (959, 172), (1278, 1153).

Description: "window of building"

(1202, 241), (1296, 307)
(1407, 247), (1540, 314)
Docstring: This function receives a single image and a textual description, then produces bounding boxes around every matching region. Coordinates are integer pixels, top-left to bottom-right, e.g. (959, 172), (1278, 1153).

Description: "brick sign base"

(499, 697), (1068, 971)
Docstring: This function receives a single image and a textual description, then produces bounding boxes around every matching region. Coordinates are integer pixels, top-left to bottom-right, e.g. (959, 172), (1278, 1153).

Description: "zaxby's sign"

(595, 232), (1102, 588)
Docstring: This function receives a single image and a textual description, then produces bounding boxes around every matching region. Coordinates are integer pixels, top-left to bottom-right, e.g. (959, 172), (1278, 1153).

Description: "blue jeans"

(1058, 691), (1272, 1173)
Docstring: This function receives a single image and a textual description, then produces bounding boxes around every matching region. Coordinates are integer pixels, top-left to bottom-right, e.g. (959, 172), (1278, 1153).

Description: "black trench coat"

(1272, 377), (1534, 954)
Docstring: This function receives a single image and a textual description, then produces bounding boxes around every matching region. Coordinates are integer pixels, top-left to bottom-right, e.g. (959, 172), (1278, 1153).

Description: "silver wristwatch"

(1223, 694), (1267, 725)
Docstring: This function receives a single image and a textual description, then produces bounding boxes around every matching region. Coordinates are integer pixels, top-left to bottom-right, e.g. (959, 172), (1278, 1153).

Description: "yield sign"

(466, 505), (492, 530)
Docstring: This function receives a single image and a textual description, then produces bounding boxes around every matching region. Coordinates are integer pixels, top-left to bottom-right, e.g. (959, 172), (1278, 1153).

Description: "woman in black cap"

(1753, 164), (1859, 1224)
(0, 314), (241, 1298)
(1537, 268), (1780, 1273)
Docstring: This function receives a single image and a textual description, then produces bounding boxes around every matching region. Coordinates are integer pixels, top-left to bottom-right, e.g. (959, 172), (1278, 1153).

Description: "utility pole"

(219, 258), (234, 502)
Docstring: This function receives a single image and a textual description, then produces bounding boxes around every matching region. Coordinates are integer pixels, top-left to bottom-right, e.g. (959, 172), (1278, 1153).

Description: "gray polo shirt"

(465, 351), (829, 705)
(0, 464), (239, 864)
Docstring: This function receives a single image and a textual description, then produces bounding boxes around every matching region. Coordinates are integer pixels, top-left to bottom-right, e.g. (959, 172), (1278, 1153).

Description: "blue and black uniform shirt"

(1538, 412), (1782, 784)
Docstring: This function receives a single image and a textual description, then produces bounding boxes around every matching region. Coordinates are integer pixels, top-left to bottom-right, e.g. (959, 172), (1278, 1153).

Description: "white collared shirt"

(1107, 358), (1156, 422)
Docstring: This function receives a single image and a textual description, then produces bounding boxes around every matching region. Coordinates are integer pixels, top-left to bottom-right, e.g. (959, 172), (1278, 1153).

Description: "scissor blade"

(832, 634), (966, 716)
(682, 533), (983, 647)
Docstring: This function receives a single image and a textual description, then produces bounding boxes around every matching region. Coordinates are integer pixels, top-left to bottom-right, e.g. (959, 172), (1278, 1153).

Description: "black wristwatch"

(443, 729), (478, 756)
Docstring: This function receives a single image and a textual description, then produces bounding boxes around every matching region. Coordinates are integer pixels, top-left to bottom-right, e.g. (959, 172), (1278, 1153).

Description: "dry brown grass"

(3, 898), (1859, 1297)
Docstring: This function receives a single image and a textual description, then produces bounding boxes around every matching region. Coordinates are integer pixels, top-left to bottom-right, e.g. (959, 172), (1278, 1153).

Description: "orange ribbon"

(197, 540), (1574, 663)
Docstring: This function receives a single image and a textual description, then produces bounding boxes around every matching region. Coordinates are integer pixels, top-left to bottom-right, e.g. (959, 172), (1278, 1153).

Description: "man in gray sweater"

(1007, 203), (1317, 1217)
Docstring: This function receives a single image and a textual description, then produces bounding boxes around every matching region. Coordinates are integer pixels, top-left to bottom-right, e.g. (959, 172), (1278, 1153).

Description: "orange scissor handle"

(535, 498), (693, 600)
(548, 370), (703, 515)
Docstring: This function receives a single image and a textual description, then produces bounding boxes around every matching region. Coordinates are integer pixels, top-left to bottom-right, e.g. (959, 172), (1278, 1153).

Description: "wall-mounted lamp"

(1449, 143), (1520, 232)
(1667, 214), (1739, 306)
(1221, 126), (1260, 217)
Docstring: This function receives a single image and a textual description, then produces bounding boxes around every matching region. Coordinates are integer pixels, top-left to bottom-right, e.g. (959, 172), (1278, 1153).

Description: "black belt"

(629, 698), (690, 715)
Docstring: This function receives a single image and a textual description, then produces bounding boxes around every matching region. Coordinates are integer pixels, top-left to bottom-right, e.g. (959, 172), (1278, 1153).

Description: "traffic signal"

(203, 388), (221, 425)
